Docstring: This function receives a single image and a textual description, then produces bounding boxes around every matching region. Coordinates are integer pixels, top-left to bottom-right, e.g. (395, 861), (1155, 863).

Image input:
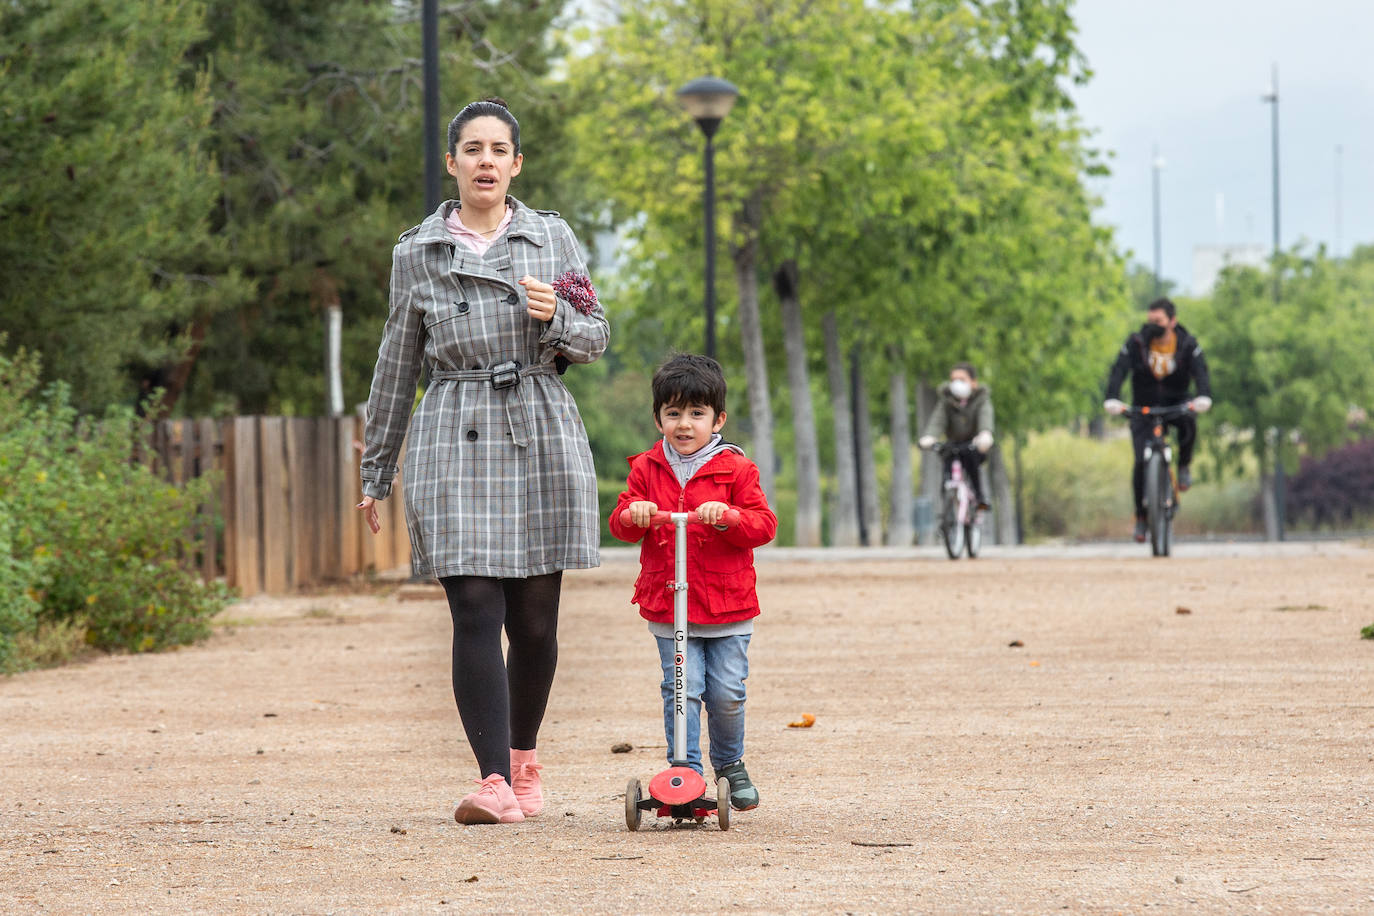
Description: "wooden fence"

(150, 415), (410, 597)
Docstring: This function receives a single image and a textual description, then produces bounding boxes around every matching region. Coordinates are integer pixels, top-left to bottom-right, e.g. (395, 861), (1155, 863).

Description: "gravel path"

(3, 544), (1372, 914)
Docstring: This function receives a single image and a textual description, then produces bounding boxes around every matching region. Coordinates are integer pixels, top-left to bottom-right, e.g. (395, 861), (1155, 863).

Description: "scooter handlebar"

(620, 508), (742, 529)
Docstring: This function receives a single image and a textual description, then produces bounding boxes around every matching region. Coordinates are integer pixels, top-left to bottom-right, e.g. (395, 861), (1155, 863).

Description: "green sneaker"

(715, 760), (759, 811)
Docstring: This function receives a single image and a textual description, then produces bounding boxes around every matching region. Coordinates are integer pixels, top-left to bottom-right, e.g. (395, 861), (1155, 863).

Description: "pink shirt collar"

(445, 205), (512, 256)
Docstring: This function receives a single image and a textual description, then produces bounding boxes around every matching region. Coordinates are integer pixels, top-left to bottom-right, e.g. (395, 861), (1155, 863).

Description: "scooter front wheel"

(716, 776), (731, 831)
(625, 778), (643, 832)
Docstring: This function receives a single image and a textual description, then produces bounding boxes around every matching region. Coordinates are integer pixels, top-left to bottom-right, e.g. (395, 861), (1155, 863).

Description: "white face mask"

(949, 379), (972, 400)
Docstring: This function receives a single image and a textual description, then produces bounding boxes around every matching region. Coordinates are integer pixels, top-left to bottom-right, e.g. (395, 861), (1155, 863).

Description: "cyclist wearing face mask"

(1102, 298), (1213, 542)
(918, 362), (995, 511)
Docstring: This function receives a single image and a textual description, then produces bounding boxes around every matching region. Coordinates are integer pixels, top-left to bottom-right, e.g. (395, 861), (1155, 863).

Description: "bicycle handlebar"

(1119, 403), (1196, 420)
(920, 440), (977, 457)
(619, 508), (742, 529)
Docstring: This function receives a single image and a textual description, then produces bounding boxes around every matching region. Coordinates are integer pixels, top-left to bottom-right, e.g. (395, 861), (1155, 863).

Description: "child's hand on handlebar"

(695, 501), (731, 526)
(1103, 398), (1126, 415)
(625, 500), (658, 528)
(1188, 396), (1212, 413)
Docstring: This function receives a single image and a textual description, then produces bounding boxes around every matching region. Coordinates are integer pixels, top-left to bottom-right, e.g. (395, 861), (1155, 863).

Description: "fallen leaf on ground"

(1029, 660), (1041, 667)
(1176, 606), (1192, 615)
(1008, 640), (1024, 648)
(610, 742), (633, 753)
(787, 713), (816, 728)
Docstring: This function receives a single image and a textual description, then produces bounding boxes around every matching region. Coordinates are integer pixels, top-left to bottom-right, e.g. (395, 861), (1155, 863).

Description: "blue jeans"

(654, 634), (750, 774)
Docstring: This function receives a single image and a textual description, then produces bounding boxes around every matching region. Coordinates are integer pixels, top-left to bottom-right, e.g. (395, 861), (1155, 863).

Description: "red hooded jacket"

(609, 444), (777, 625)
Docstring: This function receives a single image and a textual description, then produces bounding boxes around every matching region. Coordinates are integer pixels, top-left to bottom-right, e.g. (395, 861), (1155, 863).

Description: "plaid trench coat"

(359, 197), (609, 578)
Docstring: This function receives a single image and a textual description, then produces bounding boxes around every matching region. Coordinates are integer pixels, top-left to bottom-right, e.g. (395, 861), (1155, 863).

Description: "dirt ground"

(3, 542), (1373, 915)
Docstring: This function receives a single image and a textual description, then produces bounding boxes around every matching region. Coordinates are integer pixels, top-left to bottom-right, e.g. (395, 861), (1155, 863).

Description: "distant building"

(1191, 244), (1268, 296)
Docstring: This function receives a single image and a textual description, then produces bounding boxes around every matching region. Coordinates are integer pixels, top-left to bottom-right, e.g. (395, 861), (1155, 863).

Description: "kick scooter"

(622, 508), (740, 831)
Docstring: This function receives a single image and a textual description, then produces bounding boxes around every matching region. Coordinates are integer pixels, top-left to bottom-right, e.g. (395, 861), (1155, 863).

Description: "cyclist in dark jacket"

(1103, 298), (1213, 542)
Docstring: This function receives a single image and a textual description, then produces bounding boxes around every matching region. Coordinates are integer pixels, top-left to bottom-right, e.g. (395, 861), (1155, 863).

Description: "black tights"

(439, 572), (562, 783)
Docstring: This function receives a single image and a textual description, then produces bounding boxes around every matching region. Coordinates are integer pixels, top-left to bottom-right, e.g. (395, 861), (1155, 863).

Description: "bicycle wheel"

(1158, 459), (1173, 557)
(942, 490), (964, 560)
(1144, 452), (1167, 557)
(965, 517), (982, 558)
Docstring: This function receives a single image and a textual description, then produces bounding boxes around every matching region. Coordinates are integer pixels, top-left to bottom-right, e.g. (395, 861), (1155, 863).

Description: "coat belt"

(429, 363), (557, 448)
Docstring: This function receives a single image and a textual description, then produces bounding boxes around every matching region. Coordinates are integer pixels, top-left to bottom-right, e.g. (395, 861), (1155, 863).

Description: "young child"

(609, 354), (777, 811)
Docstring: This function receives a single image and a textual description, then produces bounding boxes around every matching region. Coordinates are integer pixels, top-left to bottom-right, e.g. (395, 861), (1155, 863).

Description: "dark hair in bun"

(447, 97), (520, 156)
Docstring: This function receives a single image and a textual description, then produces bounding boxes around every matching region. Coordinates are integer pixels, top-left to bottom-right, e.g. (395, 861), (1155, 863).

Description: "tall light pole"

(422, 0), (442, 213)
(1261, 63), (1285, 541)
(1151, 146), (1165, 298)
(1261, 64), (1280, 304)
(677, 77), (739, 361)
(1334, 143), (1344, 259)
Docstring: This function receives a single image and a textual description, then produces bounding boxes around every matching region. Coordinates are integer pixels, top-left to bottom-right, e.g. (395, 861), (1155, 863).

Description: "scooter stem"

(669, 512), (689, 766)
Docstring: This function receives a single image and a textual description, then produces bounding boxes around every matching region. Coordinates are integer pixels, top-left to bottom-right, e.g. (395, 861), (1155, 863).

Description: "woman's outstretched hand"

(519, 275), (556, 322)
(356, 496), (381, 534)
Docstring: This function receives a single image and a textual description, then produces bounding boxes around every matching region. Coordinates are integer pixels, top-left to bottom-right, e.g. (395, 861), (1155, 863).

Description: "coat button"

(505, 292), (519, 305)
(466, 429), (478, 441)
(455, 300), (469, 314)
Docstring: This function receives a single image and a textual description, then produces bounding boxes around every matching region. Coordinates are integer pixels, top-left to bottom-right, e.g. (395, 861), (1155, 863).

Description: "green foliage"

(1189, 245), (1374, 476)
(1016, 428), (1260, 540)
(563, 0), (1125, 452)
(1361, 624), (1374, 641)
(1, 0), (585, 416)
(0, 342), (232, 672)
(0, 0), (251, 411)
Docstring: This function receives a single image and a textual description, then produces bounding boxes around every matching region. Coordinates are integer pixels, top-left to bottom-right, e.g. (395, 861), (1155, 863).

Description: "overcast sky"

(1069, 0), (1373, 293)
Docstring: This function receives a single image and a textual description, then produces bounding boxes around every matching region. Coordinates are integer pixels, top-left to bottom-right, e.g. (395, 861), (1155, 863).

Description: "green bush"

(1017, 428), (1263, 540)
(0, 342), (232, 672)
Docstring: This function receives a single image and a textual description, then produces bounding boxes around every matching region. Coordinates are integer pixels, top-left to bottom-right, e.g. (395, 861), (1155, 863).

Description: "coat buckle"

(489, 360), (521, 390)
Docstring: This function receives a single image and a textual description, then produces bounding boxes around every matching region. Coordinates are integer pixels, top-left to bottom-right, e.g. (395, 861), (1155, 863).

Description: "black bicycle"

(1120, 403), (1195, 557)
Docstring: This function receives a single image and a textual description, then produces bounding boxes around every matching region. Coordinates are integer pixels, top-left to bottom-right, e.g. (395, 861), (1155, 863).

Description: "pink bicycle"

(928, 441), (982, 560)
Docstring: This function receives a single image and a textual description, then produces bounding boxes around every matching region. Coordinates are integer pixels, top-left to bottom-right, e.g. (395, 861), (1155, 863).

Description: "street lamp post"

(1261, 64), (1280, 304)
(677, 77), (739, 361)
(422, 0), (441, 213)
(1151, 146), (1164, 298)
(1261, 63), (1286, 541)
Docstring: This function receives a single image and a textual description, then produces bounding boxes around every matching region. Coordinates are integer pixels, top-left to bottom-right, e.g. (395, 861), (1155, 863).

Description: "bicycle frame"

(1120, 403), (1194, 556)
(926, 441), (982, 559)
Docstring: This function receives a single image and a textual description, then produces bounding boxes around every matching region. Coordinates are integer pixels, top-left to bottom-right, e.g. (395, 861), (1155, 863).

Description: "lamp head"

(677, 77), (739, 138)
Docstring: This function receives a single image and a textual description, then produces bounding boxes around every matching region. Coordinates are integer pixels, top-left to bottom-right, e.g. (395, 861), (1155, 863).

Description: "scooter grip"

(632, 509), (742, 528)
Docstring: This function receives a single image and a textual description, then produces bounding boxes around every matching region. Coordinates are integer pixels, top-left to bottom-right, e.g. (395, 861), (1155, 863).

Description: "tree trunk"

(1012, 433), (1027, 544)
(731, 203), (775, 501)
(1260, 440), (1280, 542)
(823, 311), (858, 547)
(152, 317), (208, 416)
(989, 442), (1017, 545)
(886, 347), (914, 546)
(773, 260), (821, 546)
(851, 344), (881, 546)
(915, 379), (941, 545)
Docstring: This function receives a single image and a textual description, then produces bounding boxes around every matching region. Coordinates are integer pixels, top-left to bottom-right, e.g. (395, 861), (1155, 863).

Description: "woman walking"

(356, 98), (608, 824)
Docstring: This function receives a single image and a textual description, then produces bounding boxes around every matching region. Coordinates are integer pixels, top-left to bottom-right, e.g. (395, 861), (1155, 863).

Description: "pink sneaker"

(510, 748), (544, 817)
(453, 774), (524, 825)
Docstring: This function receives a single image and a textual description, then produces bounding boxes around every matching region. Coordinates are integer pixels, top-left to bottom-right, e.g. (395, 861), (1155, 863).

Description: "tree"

(1191, 245), (1374, 539)
(0, 0), (250, 410)
(176, 0), (586, 416)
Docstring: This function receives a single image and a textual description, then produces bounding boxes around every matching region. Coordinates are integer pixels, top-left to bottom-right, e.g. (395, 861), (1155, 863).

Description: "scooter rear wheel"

(625, 778), (643, 832)
(716, 776), (731, 831)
